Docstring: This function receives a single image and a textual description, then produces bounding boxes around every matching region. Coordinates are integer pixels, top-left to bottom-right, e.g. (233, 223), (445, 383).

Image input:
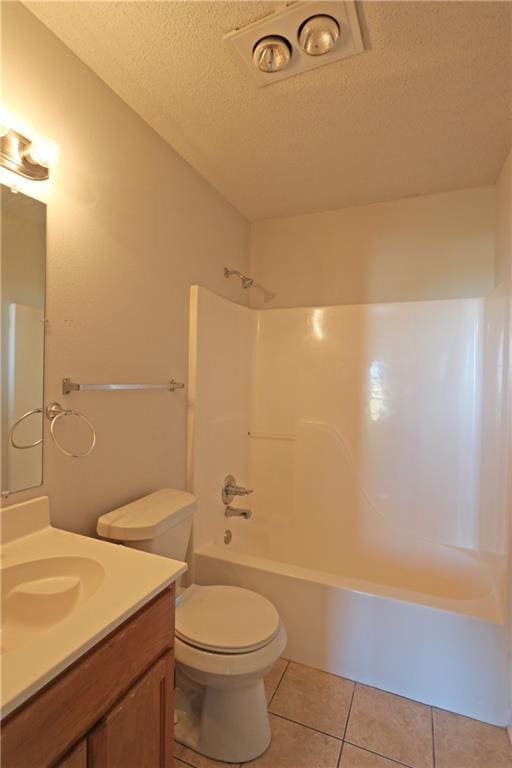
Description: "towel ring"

(9, 408), (43, 449)
(46, 402), (96, 458)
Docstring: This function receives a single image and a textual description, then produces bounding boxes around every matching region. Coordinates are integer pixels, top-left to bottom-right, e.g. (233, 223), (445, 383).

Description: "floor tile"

(269, 661), (354, 737)
(243, 714), (341, 768)
(433, 708), (512, 768)
(175, 741), (239, 768)
(345, 685), (433, 768)
(264, 657), (288, 703)
(340, 743), (406, 767)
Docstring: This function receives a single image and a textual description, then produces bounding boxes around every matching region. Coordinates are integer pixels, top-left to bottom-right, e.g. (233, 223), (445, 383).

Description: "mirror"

(1, 185), (46, 495)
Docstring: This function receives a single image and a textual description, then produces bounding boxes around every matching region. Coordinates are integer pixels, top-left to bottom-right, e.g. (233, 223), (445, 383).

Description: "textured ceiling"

(24, 1), (512, 220)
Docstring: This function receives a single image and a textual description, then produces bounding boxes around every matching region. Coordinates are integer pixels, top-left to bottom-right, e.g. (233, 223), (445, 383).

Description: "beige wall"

(496, 150), (512, 285)
(1, 2), (250, 533)
(0, 1), (504, 541)
(250, 187), (496, 309)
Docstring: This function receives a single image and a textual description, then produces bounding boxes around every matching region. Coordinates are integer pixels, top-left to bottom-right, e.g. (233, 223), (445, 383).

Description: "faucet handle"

(230, 485), (254, 496)
(222, 474), (254, 505)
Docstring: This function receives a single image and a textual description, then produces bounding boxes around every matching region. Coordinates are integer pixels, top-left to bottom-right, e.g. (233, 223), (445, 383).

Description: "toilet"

(97, 488), (287, 764)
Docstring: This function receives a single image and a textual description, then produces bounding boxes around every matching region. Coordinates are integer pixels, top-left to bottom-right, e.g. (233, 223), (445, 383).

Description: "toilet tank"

(96, 488), (196, 562)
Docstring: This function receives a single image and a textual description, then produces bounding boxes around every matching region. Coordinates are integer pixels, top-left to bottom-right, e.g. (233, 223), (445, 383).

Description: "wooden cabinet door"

(55, 740), (87, 768)
(89, 654), (173, 768)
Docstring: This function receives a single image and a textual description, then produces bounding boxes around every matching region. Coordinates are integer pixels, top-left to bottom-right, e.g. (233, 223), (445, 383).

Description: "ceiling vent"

(225, 1), (365, 87)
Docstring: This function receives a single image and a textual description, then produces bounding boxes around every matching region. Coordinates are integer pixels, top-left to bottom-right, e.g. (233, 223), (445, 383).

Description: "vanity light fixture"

(0, 109), (58, 181)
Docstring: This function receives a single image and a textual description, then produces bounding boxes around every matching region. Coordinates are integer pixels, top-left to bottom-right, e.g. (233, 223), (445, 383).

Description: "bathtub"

(189, 286), (510, 726)
(194, 522), (509, 726)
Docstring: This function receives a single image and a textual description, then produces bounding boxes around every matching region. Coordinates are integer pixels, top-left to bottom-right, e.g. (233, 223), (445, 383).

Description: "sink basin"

(1, 556), (105, 653)
(0, 496), (186, 718)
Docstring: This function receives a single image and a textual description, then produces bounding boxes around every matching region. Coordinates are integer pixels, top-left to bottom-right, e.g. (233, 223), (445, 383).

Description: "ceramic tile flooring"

(175, 658), (512, 768)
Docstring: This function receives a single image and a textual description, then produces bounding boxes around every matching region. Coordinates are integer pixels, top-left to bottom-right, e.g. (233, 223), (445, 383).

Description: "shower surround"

(187, 286), (509, 726)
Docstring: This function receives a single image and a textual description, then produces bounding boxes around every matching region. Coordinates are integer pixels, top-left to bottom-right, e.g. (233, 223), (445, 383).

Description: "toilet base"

(175, 668), (271, 763)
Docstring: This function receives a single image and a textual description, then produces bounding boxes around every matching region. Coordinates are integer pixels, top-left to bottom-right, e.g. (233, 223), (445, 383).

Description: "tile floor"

(175, 658), (512, 768)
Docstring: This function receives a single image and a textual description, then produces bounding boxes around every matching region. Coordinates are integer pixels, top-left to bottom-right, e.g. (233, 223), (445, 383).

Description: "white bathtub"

(189, 286), (510, 726)
(194, 524), (509, 726)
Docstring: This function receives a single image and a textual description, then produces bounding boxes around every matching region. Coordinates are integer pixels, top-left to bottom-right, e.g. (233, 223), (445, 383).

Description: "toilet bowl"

(175, 584), (287, 763)
(96, 489), (287, 764)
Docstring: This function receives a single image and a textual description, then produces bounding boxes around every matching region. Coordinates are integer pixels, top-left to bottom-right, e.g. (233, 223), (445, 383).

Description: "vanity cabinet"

(56, 741), (87, 768)
(1, 586), (175, 768)
(88, 654), (173, 768)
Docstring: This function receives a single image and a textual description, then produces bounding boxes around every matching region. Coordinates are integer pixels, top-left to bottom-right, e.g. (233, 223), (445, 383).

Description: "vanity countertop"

(0, 497), (186, 718)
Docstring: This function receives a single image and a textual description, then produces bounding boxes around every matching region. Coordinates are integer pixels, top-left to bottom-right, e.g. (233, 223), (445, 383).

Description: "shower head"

(224, 267), (254, 289)
(241, 275), (254, 289)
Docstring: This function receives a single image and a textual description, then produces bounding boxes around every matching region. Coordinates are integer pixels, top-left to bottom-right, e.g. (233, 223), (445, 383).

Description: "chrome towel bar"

(62, 377), (185, 394)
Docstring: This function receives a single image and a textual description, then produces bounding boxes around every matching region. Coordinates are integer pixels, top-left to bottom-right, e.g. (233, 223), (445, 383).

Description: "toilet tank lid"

(97, 488), (196, 541)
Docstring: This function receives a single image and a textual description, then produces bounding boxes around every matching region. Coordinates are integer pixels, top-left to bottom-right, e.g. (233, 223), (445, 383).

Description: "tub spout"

(225, 506), (252, 519)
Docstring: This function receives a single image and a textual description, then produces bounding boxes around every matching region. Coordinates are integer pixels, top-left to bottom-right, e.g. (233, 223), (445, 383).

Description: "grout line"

(175, 745), (241, 768)
(429, 702), (501, 726)
(431, 706), (436, 768)
(267, 658), (290, 708)
(274, 659), (449, 719)
(286, 658), (358, 685)
(336, 739), (346, 767)
(174, 757), (196, 768)
(353, 680), (438, 711)
(275, 666), (503, 733)
(343, 682), (357, 740)
(344, 741), (416, 768)
(337, 682), (357, 767)
(270, 711), (343, 741)
(334, 738), (343, 768)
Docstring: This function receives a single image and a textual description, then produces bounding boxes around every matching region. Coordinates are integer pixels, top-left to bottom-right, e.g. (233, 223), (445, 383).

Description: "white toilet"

(97, 488), (286, 764)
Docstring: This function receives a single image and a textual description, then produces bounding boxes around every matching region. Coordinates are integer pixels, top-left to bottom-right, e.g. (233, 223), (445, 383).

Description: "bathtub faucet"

(225, 506), (252, 519)
(222, 474), (254, 505)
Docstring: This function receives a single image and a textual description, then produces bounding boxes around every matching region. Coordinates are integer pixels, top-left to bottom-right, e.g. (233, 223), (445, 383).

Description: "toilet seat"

(175, 622), (287, 678)
(176, 584), (280, 654)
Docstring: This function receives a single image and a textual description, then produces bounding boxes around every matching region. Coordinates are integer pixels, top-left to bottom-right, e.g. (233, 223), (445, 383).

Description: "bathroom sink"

(1, 556), (105, 653)
(1, 496), (186, 718)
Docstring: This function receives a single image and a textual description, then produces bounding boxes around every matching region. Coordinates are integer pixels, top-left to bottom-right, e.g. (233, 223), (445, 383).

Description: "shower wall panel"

(189, 287), (508, 576)
(250, 297), (507, 562)
(188, 286), (255, 551)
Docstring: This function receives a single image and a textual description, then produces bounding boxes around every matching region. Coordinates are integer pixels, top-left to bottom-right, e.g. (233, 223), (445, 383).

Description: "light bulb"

(25, 136), (59, 168)
(299, 15), (340, 56)
(0, 106), (10, 137)
(253, 36), (292, 73)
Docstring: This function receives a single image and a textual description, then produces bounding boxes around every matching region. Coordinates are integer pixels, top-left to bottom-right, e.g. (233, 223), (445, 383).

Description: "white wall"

(250, 187), (496, 309)
(495, 148), (512, 724)
(0, 2), (250, 534)
(250, 298), (507, 571)
(187, 286), (254, 554)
